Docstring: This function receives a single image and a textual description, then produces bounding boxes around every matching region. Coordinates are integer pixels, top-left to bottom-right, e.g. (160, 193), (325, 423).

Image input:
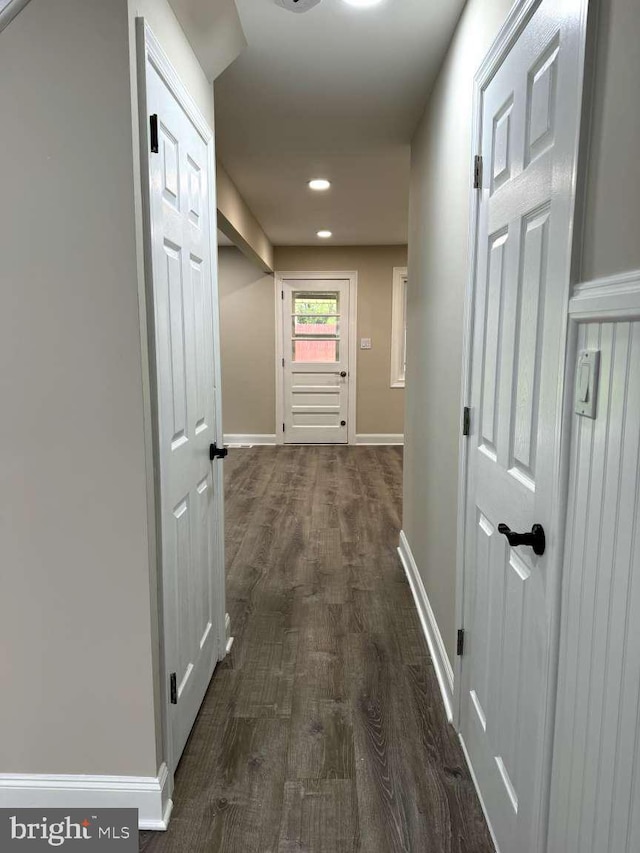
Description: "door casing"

(454, 0), (594, 849)
(135, 18), (226, 784)
(275, 271), (358, 445)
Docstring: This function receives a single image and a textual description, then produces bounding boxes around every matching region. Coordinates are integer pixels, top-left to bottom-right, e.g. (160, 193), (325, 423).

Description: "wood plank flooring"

(140, 446), (493, 852)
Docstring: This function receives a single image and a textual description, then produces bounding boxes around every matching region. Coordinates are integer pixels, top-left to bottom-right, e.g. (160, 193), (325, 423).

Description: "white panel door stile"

(282, 279), (350, 444)
(459, 1), (589, 850)
(146, 51), (224, 770)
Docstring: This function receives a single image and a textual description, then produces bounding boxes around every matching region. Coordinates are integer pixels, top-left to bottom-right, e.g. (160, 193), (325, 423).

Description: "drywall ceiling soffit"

(214, 0), (466, 245)
(168, 0), (247, 81)
(0, 0), (32, 32)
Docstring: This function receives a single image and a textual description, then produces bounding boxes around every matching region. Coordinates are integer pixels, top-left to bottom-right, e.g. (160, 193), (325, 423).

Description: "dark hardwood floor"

(140, 446), (493, 852)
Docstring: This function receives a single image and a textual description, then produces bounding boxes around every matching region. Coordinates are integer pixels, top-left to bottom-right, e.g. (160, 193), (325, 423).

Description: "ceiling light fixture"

(308, 179), (331, 191)
(317, 230), (333, 239)
(343, 0), (385, 8)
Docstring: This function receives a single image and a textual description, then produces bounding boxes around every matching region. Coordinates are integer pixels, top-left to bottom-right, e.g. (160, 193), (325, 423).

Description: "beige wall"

(0, 0), (157, 776)
(404, 0), (516, 664)
(404, 0), (640, 666)
(217, 162), (275, 272)
(276, 246), (407, 437)
(218, 247), (276, 434)
(0, 0), (218, 779)
(218, 245), (407, 437)
(580, 0), (640, 281)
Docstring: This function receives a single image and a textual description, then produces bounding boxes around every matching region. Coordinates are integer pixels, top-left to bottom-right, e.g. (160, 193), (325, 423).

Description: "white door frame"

(454, 0), (593, 845)
(0, 0), (32, 33)
(275, 270), (358, 445)
(135, 19), (226, 781)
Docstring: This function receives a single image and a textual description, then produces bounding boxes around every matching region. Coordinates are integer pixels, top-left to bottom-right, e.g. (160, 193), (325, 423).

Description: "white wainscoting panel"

(398, 530), (454, 721)
(0, 764), (172, 830)
(548, 318), (640, 853)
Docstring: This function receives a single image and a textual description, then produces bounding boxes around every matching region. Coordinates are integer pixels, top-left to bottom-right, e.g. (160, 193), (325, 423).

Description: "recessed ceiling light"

(308, 179), (331, 191)
(317, 230), (333, 239)
(343, 0), (384, 7)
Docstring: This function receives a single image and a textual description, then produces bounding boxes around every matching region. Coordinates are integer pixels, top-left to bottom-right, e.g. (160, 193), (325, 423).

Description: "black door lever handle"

(497, 523), (546, 556)
(210, 443), (228, 461)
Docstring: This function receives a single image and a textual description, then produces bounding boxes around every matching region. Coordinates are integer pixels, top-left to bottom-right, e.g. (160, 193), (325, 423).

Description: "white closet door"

(146, 48), (225, 770)
(459, 0), (589, 849)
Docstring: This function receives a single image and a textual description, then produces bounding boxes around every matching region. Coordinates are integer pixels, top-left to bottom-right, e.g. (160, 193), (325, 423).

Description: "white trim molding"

(224, 434), (277, 447)
(0, 0), (31, 33)
(275, 270), (358, 446)
(398, 530), (454, 722)
(390, 267), (408, 389)
(0, 764), (173, 831)
(356, 434), (404, 445)
(569, 269), (640, 320)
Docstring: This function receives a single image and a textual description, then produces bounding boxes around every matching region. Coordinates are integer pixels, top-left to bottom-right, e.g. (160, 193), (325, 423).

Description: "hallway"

(141, 446), (492, 852)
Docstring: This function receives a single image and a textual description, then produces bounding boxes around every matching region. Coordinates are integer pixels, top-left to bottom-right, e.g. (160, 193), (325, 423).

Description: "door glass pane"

(292, 339), (340, 362)
(291, 292), (340, 362)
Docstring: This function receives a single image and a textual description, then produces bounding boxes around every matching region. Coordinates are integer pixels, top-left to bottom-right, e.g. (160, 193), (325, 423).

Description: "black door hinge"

(457, 629), (465, 656)
(463, 406), (471, 436)
(281, 290), (284, 300)
(282, 357), (285, 367)
(473, 154), (483, 189)
(170, 672), (177, 704)
(150, 114), (159, 154)
(210, 442), (228, 461)
(283, 423), (285, 432)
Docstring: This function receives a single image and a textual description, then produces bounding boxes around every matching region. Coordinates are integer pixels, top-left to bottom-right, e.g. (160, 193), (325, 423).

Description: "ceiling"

(214, 0), (466, 246)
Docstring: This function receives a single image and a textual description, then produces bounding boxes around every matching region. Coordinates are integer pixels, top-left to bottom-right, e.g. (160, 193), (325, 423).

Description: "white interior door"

(460, 1), (587, 850)
(145, 40), (225, 770)
(282, 280), (350, 444)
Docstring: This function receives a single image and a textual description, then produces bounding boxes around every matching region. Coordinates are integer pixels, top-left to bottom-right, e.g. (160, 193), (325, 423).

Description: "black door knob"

(340, 371), (347, 377)
(209, 442), (228, 461)
(497, 523), (546, 556)
(340, 420), (346, 426)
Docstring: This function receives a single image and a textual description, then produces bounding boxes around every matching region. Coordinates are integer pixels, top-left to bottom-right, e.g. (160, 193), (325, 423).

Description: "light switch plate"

(360, 338), (372, 350)
(575, 349), (600, 418)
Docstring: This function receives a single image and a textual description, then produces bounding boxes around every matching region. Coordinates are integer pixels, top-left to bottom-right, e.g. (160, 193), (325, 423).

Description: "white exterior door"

(282, 279), (350, 444)
(145, 42), (225, 770)
(460, 0), (588, 850)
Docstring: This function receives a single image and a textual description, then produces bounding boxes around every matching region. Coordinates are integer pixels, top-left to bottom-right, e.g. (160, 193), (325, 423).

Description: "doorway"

(456, 0), (591, 849)
(276, 272), (358, 445)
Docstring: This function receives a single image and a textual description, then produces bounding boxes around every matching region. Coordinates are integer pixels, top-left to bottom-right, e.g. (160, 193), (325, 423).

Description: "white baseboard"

(459, 732), (501, 853)
(356, 434), (404, 445)
(224, 434), (277, 447)
(0, 763), (173, 831)
(398, 530), (454, 722)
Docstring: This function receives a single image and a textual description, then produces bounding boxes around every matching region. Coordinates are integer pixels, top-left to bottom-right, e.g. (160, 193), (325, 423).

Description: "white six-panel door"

(144, 30), (225, 772)
(282, 279), (351, 444)
(460, 1), (588, 850)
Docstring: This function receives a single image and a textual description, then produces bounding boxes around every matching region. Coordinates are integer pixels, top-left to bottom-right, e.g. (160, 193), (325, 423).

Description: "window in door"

(292, 292), (340, 362)
(390, 267), (408, 387)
